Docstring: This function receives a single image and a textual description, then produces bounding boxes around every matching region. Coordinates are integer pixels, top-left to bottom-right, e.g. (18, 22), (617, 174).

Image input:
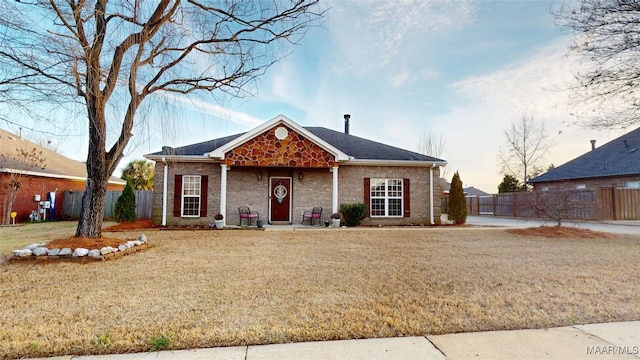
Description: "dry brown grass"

(2, 227), (640, 358)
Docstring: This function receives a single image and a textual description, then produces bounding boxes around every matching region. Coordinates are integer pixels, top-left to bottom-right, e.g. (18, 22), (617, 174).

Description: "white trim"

(220, 164), (228, 225)
(342, 159), (448, 167)
(0, 168), (126, 185)
(206, 114), (350, 161)
(332, 166), (339, 214)
(162, 157), (168, 226)
(145, 155), (214, 163)
(369, 178), (404, 217)
(181, 175), (202, 217)
(429, 164), (435, 225)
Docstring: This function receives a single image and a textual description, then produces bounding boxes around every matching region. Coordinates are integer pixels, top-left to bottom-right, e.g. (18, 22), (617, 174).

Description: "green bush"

(339, 203), (366, 226)
(448, 171), (467, 225)
(114, 182), (137, 223)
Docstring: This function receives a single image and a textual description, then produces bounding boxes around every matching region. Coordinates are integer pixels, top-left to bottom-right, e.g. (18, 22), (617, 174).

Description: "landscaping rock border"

(8, 234), (150, 263)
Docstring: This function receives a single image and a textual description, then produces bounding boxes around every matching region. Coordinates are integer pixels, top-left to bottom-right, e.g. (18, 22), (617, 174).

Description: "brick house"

(0, 128), (126, 223)
(529, 126), (640, 190)
(145, 114), (447, 226)
(529, 127), (640, 220)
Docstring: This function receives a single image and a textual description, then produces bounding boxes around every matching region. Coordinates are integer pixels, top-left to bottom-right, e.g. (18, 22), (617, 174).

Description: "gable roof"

(530, 126), (640, 183)
(146, 115), (446, 165)
(0, 128), (125, 185)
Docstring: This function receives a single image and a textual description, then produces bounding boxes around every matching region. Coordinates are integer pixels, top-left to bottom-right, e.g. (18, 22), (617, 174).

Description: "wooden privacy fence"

(62, 190), (153, 220)
(443, 188), (640, 221)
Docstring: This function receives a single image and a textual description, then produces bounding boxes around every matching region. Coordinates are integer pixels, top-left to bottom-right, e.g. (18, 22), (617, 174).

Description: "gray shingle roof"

(529, 126), (640, 183)
(149, 127), (445, 163)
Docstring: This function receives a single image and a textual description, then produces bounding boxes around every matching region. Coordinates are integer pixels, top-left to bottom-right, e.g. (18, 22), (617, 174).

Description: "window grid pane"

(371, 199), (385, 216)
(370, 178), (403, 217)
(182, 175), (201, 217)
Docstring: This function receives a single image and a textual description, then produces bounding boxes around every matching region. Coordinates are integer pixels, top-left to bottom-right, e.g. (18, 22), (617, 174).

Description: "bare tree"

(529, 187), (594, 226)
(1, 147), (46, 225)
(555, 0), (640, 129)
(499, 114), (552, 190)
(0, 1), (324, 238)
(418, 131), (446, 159)
(418, 131), (448, 190)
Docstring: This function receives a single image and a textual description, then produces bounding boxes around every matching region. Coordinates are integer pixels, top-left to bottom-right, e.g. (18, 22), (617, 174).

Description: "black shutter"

(200, 175), (208, 217)
(364, 177), (370, 217)
(404, 178), (410, 217)
(173, 175), (182, 217)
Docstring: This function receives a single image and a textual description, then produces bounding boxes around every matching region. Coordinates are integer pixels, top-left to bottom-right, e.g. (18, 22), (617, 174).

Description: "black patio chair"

(238, 206), (259, 226)
(302, 207), (322, 226)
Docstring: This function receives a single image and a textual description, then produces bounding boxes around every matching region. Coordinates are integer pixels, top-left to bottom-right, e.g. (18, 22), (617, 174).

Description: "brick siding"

(153, 162), (442, 226)
(0, 174), (124, 223)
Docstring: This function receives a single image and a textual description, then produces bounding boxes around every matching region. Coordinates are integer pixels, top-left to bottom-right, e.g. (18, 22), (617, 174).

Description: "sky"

(2, 0), (634, 193)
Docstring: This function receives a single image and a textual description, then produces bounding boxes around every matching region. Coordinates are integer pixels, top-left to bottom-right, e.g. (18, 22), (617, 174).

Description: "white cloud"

(158, 92), (264, 127)
(327, 0), (477, 75)
(431, 37), (629, 192)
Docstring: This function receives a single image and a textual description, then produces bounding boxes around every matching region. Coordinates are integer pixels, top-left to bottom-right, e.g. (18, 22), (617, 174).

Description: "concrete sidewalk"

(30, 321), (640, 359)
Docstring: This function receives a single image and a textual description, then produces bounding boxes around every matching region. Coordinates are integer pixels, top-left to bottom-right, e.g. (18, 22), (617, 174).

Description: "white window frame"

(370, 178), (403, 217)
(181, 175), (201, 217)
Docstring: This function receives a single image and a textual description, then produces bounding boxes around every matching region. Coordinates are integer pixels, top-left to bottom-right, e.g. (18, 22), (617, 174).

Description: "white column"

(332, 166), (339, 214)
(162, 157), (168, 226)
(429, 165), (435, 225)
(220, 164), (228, 225)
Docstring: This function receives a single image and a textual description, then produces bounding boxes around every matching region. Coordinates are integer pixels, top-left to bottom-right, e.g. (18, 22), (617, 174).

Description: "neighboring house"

(0, 128), (126, 223)
(529, 127), (640, 220)
(145, 114), (447, 226)
(529, 127), (640, 190)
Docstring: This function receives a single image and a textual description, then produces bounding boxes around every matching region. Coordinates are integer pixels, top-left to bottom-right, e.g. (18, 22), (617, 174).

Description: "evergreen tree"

(114, 182), (137, 223)
(121, 159), (155, 190)
(448, 171), (467, 225)
(498, 174), (521, 193)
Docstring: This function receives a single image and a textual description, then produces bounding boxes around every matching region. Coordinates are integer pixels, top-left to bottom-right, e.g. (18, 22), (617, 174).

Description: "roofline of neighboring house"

(529, 172), (640, 184)
(0, 168), (126, 185)
(205, 114), (351, 162)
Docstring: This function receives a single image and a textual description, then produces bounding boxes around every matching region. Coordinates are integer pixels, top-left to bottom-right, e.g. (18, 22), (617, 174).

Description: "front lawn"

(1, 227), (639, 358)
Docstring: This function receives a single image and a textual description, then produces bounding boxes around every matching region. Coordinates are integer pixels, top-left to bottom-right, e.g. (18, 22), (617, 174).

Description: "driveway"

(453, 215), (640, 235)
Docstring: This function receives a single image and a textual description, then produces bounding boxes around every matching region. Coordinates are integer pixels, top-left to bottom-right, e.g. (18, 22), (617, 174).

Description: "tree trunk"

(75, 97), (109, 238)
(75, 175), (108, 238)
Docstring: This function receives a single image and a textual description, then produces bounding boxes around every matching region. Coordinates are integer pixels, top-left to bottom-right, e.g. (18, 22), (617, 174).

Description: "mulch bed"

(507, 226), (620, 239)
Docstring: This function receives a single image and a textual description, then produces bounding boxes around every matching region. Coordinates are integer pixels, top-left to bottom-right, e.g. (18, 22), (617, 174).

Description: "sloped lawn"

(1, 227), (640, 358)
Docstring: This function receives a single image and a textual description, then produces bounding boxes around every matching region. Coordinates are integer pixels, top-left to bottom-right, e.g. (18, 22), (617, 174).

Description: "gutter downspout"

(162, 157), (168, 226)
(430, 163), (436, 225)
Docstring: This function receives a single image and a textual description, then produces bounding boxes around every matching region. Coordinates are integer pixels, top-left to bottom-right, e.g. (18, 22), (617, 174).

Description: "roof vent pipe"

(344, 114), (351, 134)
(590, 139), (596, 151)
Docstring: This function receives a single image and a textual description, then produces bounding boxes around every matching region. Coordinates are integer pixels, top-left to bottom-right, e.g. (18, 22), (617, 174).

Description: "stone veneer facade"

(225, 125), (335, 168)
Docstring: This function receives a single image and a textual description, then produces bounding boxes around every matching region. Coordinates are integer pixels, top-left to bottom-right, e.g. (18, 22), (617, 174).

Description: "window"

(576, 184), (586, 190)
(182, 175), (201, 217)
(370, 179), (403, 217)
(625, 181), (640, 189)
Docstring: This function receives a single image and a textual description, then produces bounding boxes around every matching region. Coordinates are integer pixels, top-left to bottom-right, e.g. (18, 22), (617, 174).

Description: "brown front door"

(270, 177), (291, 222)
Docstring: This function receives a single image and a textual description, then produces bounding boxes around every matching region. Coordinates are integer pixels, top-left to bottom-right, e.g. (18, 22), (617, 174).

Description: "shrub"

(448, 171), (467, 225)
(339, 203), (366, 226)
(114, 182), (137, 223)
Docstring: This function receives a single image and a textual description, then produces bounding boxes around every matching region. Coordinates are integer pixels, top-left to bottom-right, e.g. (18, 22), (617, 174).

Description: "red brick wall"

(0, 174), (124, 223)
